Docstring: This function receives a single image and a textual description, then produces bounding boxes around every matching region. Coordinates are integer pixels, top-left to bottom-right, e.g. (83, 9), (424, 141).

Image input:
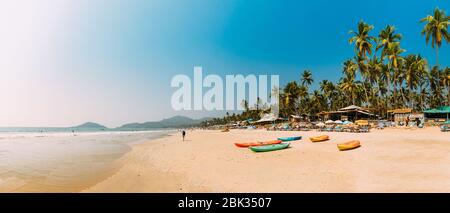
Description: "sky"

(0, 0), (449, 127)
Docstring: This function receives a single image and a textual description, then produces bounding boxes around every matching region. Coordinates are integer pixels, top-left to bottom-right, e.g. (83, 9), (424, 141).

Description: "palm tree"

(420, 8), (450, 67)
(403, 54), (428, 108)
(442, 67), (450, 105)
(429, 66), (444, 108)
(283, 81), (301, 115)
(320, 80), (335, 110)
(297, 86), (309, 114)
(301, 70), (314, 87)
(377, 25), (402, 60)
(343, 59), (358, 78)
(386, 42), (405, 107)
(349, 21), (375, 59)
(349, 21), (375, 106)
(339, 70), (362, 105)
(311, 90), (326, 113)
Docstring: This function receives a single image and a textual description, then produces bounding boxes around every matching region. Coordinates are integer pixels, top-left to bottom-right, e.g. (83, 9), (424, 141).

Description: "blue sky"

(0, 0), (449, 127)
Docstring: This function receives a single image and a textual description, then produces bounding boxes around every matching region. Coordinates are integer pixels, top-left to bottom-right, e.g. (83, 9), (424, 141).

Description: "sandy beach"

(85, 128), (450, 193)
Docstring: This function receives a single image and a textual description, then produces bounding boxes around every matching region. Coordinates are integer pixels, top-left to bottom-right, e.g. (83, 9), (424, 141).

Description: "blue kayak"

(277, 136), (302, 141)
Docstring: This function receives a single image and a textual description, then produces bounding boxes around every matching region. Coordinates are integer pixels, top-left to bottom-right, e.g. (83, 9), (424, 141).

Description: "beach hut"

(424, 106), (450, 123)
(317, 105), (374, 121)
(289, 115), (302, 122)
(387, 108), (412, 124)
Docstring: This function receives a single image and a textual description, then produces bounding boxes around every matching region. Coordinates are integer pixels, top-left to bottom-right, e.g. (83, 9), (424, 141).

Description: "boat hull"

(235, 140), (282, 148)
(337, 140), (361, 151)
(277, 136), (302, 141)
(249, 142), (290, 152)
(310, 135), (329, 142)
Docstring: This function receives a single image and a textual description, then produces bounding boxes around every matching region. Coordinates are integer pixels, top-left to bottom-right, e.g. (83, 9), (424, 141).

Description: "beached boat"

(337, 140), (361, 151)
(309, 135), (329, 142)
(277, 136), (302, 141)
(235, 140), (282, 148)
(249, 142), (290, 152)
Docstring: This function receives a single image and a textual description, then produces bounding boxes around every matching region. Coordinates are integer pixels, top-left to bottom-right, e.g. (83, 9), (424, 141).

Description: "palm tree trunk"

(436, 47), (439, 68)
(448, 87), (450, 106)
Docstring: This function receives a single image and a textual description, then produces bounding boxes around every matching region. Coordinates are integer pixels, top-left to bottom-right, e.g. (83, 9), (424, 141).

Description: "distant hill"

(72, 122), (108, 129)
(117, 116), (209, 130)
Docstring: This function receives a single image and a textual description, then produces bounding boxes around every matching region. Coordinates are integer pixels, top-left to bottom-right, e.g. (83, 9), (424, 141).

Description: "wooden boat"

(249, 142), (290, 152)
(337, 140), (361, 151)
(309, 135), (329, 142)
(277, 136), (302, 141)
(235, 140), (282, 148)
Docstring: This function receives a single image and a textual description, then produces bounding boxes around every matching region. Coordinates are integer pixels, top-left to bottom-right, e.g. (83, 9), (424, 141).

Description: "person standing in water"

(182, 130), (186, 141)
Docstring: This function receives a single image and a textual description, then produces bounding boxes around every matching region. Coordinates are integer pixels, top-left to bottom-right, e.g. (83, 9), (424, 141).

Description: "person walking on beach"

(182, 130), (186, 141)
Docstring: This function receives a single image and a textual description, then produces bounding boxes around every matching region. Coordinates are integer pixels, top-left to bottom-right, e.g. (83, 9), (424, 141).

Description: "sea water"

(0, 129), (174, 192)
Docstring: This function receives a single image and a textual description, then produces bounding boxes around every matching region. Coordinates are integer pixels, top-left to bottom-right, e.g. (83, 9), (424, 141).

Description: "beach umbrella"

(316, 122), (326, 127)
(444, 120), (450, 125)
(342, 120), (352, 125)
(334, 120), (343, 124)
(325, 120), (334, 124)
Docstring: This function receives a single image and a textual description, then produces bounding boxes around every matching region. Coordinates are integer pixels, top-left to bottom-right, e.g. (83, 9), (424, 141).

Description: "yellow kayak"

(337, 140), (361, 151)
(310, 135), (329, 142)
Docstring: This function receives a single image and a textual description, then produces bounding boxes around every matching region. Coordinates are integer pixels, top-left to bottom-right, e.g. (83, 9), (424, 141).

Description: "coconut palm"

(343, 59), (358, 78)
(319, 80), (336, 111)
(442, 67), (450, 105)
(403, 54), (428, 108)
(420, 8), (450, 67)
(377, 25), (402, 60)
(301, 70), (314, 87)
(349, 21), (376, 106)
(349, 21), (375, 59)
(429, 66), (444, 107)
(297, 86), (309, 114)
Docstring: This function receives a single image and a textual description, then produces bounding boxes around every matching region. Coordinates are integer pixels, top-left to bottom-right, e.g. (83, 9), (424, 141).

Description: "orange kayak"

(235, 140), (282, 148)
(337, 140), (361, 151)
(310, 135), (329, 142)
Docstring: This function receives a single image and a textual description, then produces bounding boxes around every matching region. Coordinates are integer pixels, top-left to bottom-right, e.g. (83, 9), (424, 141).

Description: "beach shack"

(424, 106), (450, 123)
(317, 105), (374, 121)
(387, 108), (412, 124)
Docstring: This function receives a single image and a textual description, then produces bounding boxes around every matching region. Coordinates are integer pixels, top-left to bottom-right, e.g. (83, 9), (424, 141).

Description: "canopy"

(444, 120), (450, 125)
(334, 120), (343, 124)
(424, 106), (450, 114)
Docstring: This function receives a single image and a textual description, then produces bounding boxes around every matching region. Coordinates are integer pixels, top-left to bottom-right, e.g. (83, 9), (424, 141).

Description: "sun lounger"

(359, 126), (370, 133)
(334, 126), (344, 132)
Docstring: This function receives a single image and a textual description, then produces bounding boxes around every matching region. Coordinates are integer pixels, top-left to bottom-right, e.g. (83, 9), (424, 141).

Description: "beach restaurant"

(317, 105), (375, 121)
(424, 106), (450, 122)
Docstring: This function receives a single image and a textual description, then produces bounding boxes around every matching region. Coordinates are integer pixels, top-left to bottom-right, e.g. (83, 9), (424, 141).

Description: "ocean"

(0, 128), (175, 192)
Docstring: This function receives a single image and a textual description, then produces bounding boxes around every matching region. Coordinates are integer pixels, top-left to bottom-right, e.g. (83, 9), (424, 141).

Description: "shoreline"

(85, 128), (450, 192)
(0, 130), (176, 192)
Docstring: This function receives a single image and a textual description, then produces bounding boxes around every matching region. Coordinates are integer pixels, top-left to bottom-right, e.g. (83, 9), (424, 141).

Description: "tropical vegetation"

(202, 8), (449, 126)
